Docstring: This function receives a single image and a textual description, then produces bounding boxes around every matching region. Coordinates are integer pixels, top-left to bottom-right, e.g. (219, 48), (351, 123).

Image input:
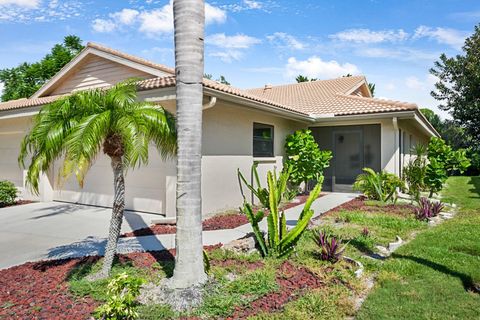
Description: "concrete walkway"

(0, 202), (161, 269)
(42, 192), (356, 262)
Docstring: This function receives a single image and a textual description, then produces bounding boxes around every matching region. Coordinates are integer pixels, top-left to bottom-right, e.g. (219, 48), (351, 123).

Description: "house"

(0, 42), (438, 217)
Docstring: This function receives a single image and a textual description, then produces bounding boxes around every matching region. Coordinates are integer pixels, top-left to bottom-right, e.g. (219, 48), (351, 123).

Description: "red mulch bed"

(0, 246), (326, 320)
(319, 196), (416, 219)
(228, 261), (325, 319)
(0, 200), (35, 209)
(122, 194), (324, 238)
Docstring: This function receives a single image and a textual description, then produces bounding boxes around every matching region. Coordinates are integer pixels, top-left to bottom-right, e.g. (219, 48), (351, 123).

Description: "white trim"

(32, 47), (170, 99)
(344, 78), (370, 97)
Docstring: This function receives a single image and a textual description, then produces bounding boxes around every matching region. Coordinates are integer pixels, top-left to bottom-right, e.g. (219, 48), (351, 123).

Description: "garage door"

(0, 131), (24, 188)
(53, 151), (176, 214)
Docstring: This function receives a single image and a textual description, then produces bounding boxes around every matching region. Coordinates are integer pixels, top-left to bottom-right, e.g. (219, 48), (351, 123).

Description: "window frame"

(252, 122), (274, 158)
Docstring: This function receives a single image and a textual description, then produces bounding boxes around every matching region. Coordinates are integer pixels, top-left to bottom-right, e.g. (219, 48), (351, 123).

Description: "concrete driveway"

(0, 201), (160, 269)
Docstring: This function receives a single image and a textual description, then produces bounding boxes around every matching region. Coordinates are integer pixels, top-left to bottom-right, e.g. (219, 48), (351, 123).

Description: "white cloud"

(206, 33), (261, 49)
(0, 0), (40, 8)
(94, 1), (226, 36)
(206, 33), (260, 63)
(244, 0), (262, 9)
(92, 18), (116, 33)
(210, 50), (244, 63)
(413, 26), (467, 50)
(138, 3), (173, 36)
(285, 56), (360, 80)
(356, 47), (439, 61)
(205, 2), (227, 24)
(405, 76), (424, 90)
(111, 8), (139, 25)
(330, 28), (408, 43)
(405, 74), (438, 90)
(267, 32), (305, 50)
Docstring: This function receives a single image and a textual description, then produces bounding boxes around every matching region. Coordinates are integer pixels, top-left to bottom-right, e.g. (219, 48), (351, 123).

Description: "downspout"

(392, 117), (399, 176)
(202, 96), (217, 110)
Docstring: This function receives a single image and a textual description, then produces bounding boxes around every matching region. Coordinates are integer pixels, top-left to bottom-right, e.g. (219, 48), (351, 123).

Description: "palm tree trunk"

(170, 0), (207, 288)
(101, 155), (125, 277)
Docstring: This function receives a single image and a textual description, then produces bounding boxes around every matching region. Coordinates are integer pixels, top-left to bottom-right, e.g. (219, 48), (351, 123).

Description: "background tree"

(430, 24), (480, 147)
(204, 73), (230, 85)
(0, 35), (83, 101)
(170, 0), (207, 289)
(19, 82), (176, 279)
(295, 75), (317, 82)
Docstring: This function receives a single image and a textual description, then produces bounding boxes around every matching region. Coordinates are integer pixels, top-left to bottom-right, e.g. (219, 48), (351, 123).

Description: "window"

(253, 123), (274, 157)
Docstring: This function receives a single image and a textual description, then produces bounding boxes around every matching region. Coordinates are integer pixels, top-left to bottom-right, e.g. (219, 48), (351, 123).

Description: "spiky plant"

(18, 81), (176, 279)
(240, 168), (322, 258)
(313, 230), (347, 263)
(414, 197), (445, 221)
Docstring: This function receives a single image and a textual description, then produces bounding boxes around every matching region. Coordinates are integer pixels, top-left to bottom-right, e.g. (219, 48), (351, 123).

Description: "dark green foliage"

(424, 137), (470, 196)
(0, 35), (84, 101)
(295, 75), (317, 82)
(284, 129), (332, 191)
(403, 145), (428, 200)
(353, 168), (404, 203)
(0, 180), (18, 206)
(93, 272), (145, 320)
(240, 167), (322, 258)
(430, 24), (480, 147)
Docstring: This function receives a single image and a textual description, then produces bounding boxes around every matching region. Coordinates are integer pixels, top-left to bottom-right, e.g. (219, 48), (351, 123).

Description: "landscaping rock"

(223, 234), (256, 254)
(375, 245), (390, 258)
(428, 216), (443, 226)
(344, 256), (364, 278)
(388, 236), (403, 252)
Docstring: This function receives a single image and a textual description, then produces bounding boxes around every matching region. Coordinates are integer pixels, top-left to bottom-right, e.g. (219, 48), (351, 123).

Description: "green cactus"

(239, 165), (322, 258)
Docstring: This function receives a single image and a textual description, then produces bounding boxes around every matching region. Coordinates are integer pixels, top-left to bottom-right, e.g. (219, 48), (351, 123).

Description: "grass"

(67, 179), (479, 319)
(357, 176), (480, 320)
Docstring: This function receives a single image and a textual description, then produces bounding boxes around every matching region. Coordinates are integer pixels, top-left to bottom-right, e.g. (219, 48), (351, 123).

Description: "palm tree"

(19, 81), (176, 279)
(169, 0), (207, 288)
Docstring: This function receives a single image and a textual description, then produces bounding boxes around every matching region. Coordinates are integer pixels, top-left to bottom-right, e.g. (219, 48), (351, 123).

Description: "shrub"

(94, 272), (145, 320)
(313, 230), (347, 263)
(240, 168), (322, 258)
(0, 180), (18, 207)
(414, 197), (445, 221)
(425, 137), (470, 197)
(403, 144), (428, 200)
(238, 163), (293, 209)
(353, 168), (404, 203)
(284, 129), (332, 192)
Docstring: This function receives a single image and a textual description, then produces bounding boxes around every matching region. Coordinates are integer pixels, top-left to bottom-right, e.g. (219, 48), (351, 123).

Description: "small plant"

(94, 272), (145, 320)
(240, 168), (322, 258)
(361, 227), (369, 237)
(353, 168), (404, 203)
(284, 129), (332, 193)
(403, 144), (428, 200)
(313, 229), (347, 263)
(0, 180), (18, 207)
(414, 197), (445, 221)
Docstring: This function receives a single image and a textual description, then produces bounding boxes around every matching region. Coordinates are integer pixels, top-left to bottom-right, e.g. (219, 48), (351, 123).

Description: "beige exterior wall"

(51, 55), (155, 95)
(0, 99), (302, 216)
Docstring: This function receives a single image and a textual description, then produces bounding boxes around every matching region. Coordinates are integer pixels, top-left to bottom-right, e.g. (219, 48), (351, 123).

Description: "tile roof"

(0, 42), (418, 118)
(244, 76), (417, 116)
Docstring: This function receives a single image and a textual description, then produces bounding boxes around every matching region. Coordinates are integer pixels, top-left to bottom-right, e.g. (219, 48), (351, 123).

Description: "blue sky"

(0, 0), (479, 118)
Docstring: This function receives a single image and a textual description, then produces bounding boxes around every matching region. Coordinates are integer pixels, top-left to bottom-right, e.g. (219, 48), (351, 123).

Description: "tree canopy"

(0, 35), (84, 102)
(430, 24), (480, 147)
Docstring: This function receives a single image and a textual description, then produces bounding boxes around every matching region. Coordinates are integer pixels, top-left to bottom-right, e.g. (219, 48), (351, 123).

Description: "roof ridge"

(86, 42), (175, 74)
(336, 93), (418, 109)
(244, 75), (366, 92)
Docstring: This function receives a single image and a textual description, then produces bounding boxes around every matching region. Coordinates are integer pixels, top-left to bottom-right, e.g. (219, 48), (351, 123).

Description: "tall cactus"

(239, 165), (322, 258)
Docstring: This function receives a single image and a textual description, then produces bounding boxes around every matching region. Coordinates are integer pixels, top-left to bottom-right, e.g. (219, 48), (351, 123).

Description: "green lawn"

(67, 177), (480, 319)
(357, 176), (480, 319)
